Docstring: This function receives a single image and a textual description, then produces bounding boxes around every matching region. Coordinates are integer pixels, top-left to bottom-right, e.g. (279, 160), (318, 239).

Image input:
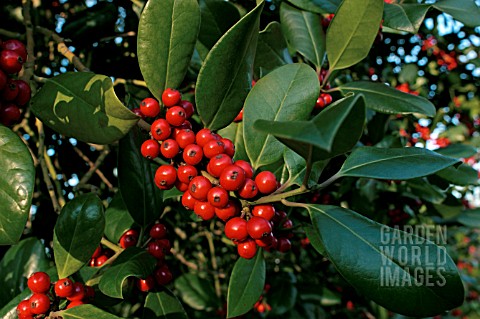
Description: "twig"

(0, 29), (22, 39)
(206, 223), (222, 298)
(21, 0), (35, 82)
(76, 146), (112, 190)
(170, 248), (199, 270)
(72, 146), (114, 190)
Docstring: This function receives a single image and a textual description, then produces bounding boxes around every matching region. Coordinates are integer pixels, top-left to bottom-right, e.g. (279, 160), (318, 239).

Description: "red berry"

(234, 109), (243, 122)
(322, 93), (333, 105)
(151, 119), (171, 141)
(95, 255), (109, 267)
(141, 139), (160, 159)
(254, 171), (278, 194)
(162, 88), (181, 107)
(194, 200), (216, 220)
(183, 144), (204, 166)
(207, 154), (233, 177)
(181, 190), (197, 210)
(0, 50), (23, 74)
(175, 129), (196, 149)
(234, 160), (253, 179)
(252, 205), (275, 221)
(272, 210), (288, 225)
(315, 96), (326, 109)
(255, 233), (275, 247)
(179, 100), (194, 118)
(2, 39), (27, 62)
(67, 282), (85, 301)
(119, 229), (139, 249)
(237, 178), (258, 199)
(137, 276), (156, 292)
(92, 245), (102, 259)
(160, 139), (180, 159)
(166, 106), (186, 126)
(140, 97), (161, 118)
(225, 217), (248, 241)
(66, 300), (84, 309)
(54, 278), (74, 298)
(177, 164), (198, 184)
(277, 237), (292, 253)
(189, 176), (212, 201)
(16, 300), (32, 319)
(147, 241), (168, 259)
(150, 223), (168, 239)
(207, 186), (229, 208)
(132, 107), (145, 118)
(27, 272), (51, 294)
(219, 165), (246, 191)
(203, 140), (225, 159)
(0, 103), (21, 126)
(29, 293), (50, 314)
(195, 128), (216, 147)
(154, 165), (177, 190)
(237, 238), (257, 259)
(2, 79), (18, 101)
(247, 216), (272, 239)
(175, 180), (189, 192)
(154, 265), (173, 285)
(221, 138), (235, 157)
(0, 69), (7, 91)
(171, 120), (193, 138)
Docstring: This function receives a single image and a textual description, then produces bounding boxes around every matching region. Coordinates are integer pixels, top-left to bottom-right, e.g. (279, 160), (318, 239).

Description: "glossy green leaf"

(118, 127), (164, 227)
(55, 304), (121, 319)
(407, 178), (446, 204)
(255, 22), (293, 77)
(98, 247), (156, 299)
(104, 191), (135, 244)
(174, 274), (218, 311)
(304, 225), (326, 256)
(144, 289), (188, 319)
(280, 2), (325, 68)
(383, 3), (431, 33)
(268, 273), (298, 316)
(433, 0), (480, 28)
(326, 0), (383, 71)
(0, 238), (48, 308)
(308, 204), (464, 317)
(436, 163), (479, 186)
(137, 0), (200, 100)
(339, 81), (436, 117)
(244, 63), (319, 169)
(457, 208), (480, 228)
(435, 143), (478, 159)
(253, 94), (365, 162)
(196, 2), (264, 131)
(0, 127), (34, 245)
(218, 121), (248, 161)
(227, 251), (266, 318)
(30, 72), (138, 144)
(287, 0), (342, 14)
(54, 193), (105, 278)
(339, 147), (460, 180)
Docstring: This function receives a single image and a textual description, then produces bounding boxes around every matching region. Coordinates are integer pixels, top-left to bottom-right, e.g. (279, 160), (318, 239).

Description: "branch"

(73, 146), (114, 190)
(76, 146), (112, 190)
(21, 0), (35, 82)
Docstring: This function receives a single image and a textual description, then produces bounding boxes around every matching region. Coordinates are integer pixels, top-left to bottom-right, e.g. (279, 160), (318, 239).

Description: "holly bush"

(1, 0), (480, 318)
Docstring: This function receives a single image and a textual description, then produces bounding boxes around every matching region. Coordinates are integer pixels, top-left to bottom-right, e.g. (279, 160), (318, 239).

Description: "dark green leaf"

(308, 204), (464, 317)
(436, 163), (478, 186)
(269, 273), (298, 316)
(339, 147), (460, 180)
(326, 0), (383, 70)
(0, 238), (48, 308)
(104, 191), (135, 244)
(435, 143), (478, 159)
(143, 289), (188, 319)
(56, 304), (121, 319)
(253, 94), (365, 162)
(137, 0), (200, 100)
(54, 193), (105, 278)
(30, 72), (138, 144)
(407, 178), (446, 204)
(255, 22), (293, 77)
(196, 2), (264, 131)
(244, 63), (319, 169)
(338, 81), (436, 117)
(383, 3), (431, 33)
(457, 208), (480, 228)
(118, 127), (164, 227)
(174, 274), (218, 311)
(303, 225), (326, 256)
(433, 0), (480, 28)
(218, 121), (248, 161)
(98, 247), (156, 299)
(283, 148), (326, 188)
(280, 2), (325, 68)
(227, 251), (265, 318)
(0, 127), (34, 245)
(287, 0), (342, 14)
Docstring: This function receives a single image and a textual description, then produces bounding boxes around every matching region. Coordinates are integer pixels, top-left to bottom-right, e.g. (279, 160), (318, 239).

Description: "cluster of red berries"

(315, 69), (333, 110)
(135, 88), (294, 259)
(420, 35), (458, 71)
(16, 272), (93, 318)
(0, 39), (31, 126)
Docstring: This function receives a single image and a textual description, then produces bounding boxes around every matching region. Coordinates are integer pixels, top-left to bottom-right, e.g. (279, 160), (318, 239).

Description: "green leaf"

(218, 121), (248, 161)
(137, 0), (200, 100)
(104, 191), (135, 244)
(268, 273), (298, 316)
(433, 0), (480, 28)
(196, 2), (264, 131)
(287, 0), (342, 14)
(304, 225), (326, 256)
(174, 274), (218, 311)
(406, 178), (446, 204)
(338, 81), (436, 117)
(435, 143), (478, 159)
(255, 22), (293, 77)
(98, 247), (156, 299)
(326, 0), (383, 71)
(54, 193), (105, 278)
(0, 127), (34, 245)
(308, 204), (464, 317)
(253, 94), (365, 162)
(283, 148), (325, 188)
(118, 127), (164, 227)
(0, 238), (48, 308)
(57, 304), (121, 319)
(143, 289), (188, 319)
(383, 3), (431, 33)
(30, 72), (138, 144)
(227, 251), (266, 318)
(436, 163), (478, 186)
(244, 63), (319, 169)
(339, 147), (460, 180)
(280, 2), (325, 69)
(457, 208), (480, 228)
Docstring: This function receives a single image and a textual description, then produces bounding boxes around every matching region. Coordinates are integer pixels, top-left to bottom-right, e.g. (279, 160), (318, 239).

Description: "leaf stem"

(101, 237), (123, 254)
(250, 185), (308, 205)
(312, 172), (342, 190)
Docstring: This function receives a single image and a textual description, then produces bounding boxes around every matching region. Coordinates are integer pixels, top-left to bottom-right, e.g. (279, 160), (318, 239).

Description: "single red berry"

(181, 190), (197, 210)
(166, 106), (186, 126)
(151, 119), (171, 141)
(132, 107), (145, 118)
(67, 282), (85, 301)
(203, 140), (225, 159)
(255, 233), (274, 248)
(2, 39), (27, 62)
(95, 255), (109, 267)
(160, 139), (180, 159)
(272, 210), (288, 225)
(150, 223), (167, 239)
(27, 272), (51, 294)
(179, 100), (194, 118)
(175, 129), (196, 149)
(0, 103), (21, 126)
(157, 238), (171, 252)
(29, 293), (50, 314)
(154, 265), (173, 285)
(2, 79), (18, 101)
(177, 164), (198, 184)
(237, 178), (258, 199)
(234, 160), (253, 179)
(91, 245), (102, 259)
(215, 200), (240, 221)
(189, 176), (212, 201)
(175, 180), (189, 192)
(137, 276), (156, 292)
(315, 96), (326, 109)
(141, 139), (160, 159)
(277, 237), (292, 253)
(66, 300), (84, 309)
(247, 216), (272, 239)
(237, 238), (257, 259)
(207, 154), (233, 177)
(195, 128), (216, 147)
(194, 201), (216, 220)
(147, 241), (168, 259)
(234, 109), (243, 122)
(161, 88), (181, 107)
(84, 285), (95, 301)
(54, 278), (74, 298)
(154, 165), (177, 190)
(0, 69), (7, 91)
(16, 300), (32, 319)
(119, 232), (138, 249)
(322, 93), (333, 105)
(221, 138), (235, 157)
(219, 165), (246, 191)
(183, 144), (204, 165)
(252, 205), (275, 221)
(225, 217), (248, 241)
(207, 186), (229, 208)
(0, 50), (23, 74)
(254, 171), (278, 194)
(171, 120), (193, 139)
(140, 97), (161, 118)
